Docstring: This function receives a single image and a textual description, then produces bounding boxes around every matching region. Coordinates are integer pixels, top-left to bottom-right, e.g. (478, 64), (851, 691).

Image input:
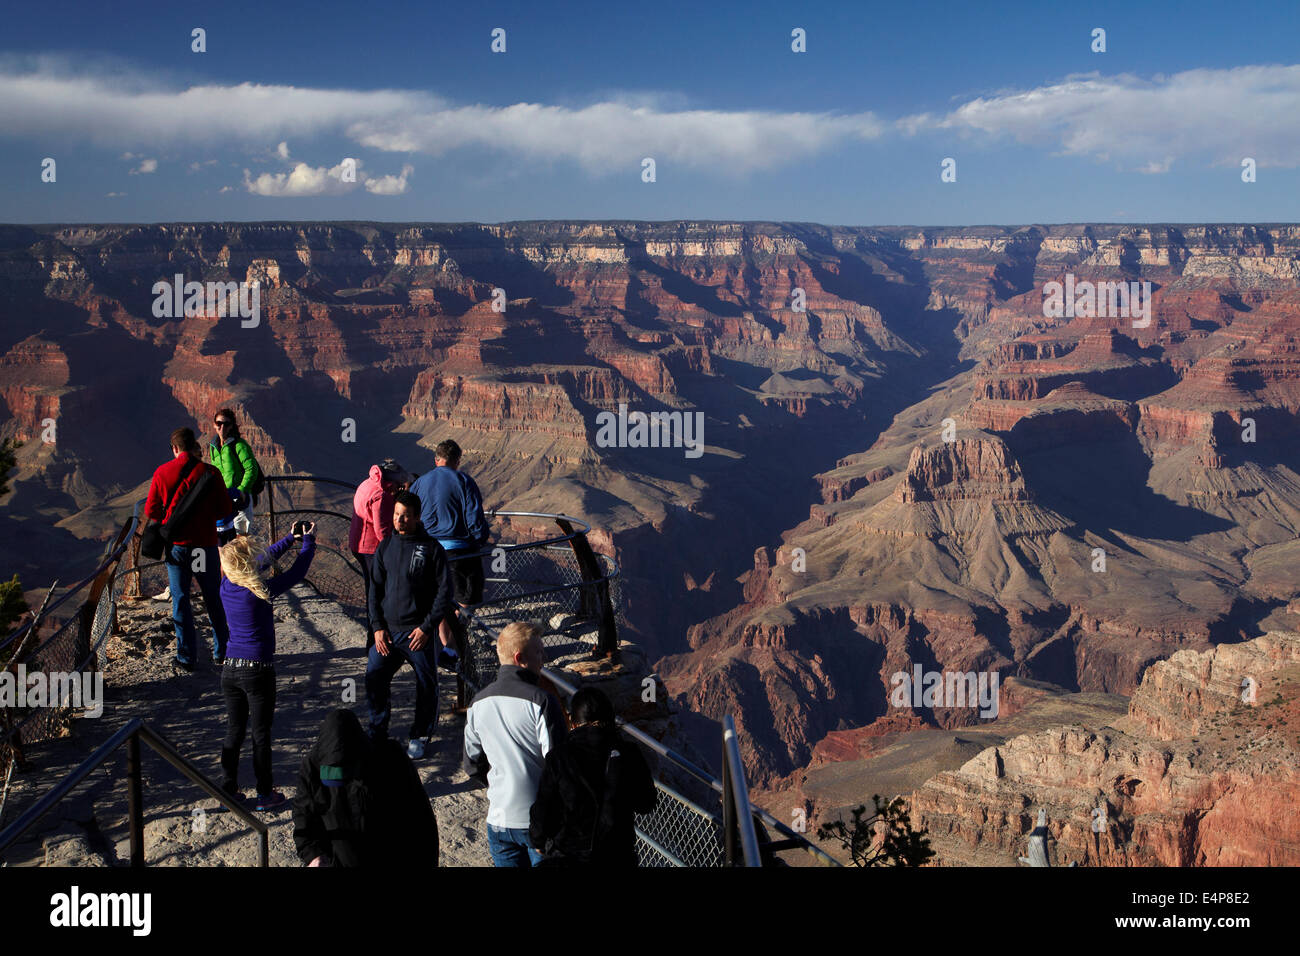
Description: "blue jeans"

(365, 629), (438, 740)
(487, 825), (543, 867)
(166, 544), (229, 665)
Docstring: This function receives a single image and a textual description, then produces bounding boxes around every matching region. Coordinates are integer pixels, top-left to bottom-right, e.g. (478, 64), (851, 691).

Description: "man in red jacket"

(145, 427), (234, 671)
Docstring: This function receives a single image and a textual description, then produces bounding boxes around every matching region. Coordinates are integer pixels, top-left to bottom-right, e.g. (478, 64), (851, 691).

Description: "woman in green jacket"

(211, 408), (263, 541)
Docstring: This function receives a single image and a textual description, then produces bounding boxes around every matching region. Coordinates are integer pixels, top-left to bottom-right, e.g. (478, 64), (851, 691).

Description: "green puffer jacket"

(209, 437), (262, 496)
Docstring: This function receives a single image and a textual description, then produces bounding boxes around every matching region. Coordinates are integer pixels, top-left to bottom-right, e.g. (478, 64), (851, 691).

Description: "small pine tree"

(817, 794), (936, 867)
(0, 574), (28, 640)
(0, 437), (19, 497)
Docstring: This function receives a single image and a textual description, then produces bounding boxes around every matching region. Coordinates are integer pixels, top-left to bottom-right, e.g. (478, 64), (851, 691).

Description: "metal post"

(267, 482), (277, 541)
(721, 733), (737, 866)
(125, 732), (145, 867)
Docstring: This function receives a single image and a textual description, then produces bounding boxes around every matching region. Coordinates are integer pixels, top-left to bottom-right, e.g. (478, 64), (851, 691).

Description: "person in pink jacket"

(350, 461), (409, 647)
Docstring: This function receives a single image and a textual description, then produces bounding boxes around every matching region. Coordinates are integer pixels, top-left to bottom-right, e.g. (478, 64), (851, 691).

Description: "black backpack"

(158, 463), (220, 546)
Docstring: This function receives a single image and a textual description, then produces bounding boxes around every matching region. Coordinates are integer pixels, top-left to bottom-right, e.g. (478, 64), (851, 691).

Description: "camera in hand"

(292, 520), (310, 537)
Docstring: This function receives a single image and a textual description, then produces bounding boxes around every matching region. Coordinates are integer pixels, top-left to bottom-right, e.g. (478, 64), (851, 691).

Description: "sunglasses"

(215, 420), (234, 427)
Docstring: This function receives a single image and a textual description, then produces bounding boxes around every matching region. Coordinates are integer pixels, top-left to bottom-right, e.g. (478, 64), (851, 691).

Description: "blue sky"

(2, 0), (1298, 225)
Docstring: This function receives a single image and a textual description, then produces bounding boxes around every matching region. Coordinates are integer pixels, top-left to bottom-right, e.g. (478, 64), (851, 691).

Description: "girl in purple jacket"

(217, 523), (316, 810)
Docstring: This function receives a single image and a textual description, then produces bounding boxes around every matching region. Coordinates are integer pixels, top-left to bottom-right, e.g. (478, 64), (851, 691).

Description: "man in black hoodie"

(292, 709), (439, 867)
(366, 491), (453, 759)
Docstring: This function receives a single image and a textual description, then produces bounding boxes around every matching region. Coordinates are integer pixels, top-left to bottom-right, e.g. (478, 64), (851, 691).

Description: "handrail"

(0, 524), (135, 657)
(541, 666), (838, 866)
(0, 717), (268, 866)
(722, 715), (762, 867)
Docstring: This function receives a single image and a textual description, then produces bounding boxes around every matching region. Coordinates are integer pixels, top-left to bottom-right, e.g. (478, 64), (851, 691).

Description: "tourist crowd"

(143, 416), (654, 866)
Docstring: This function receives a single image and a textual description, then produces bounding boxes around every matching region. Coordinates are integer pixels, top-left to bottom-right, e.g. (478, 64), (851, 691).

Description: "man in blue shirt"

(408, 440), (490, 657)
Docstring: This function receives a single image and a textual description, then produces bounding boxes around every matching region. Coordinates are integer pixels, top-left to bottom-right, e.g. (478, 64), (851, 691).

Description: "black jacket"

(528, 725), (657, 867)
(292, 709), (439, 867)
(368, 528), (452, 635)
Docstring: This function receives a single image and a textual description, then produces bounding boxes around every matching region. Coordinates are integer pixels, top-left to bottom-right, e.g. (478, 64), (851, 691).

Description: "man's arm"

(418, 544), (453, 634)
(267, 535), (316, 599)
(144, 469), (164, 523)
(368, 540), (389, 633)
(461, 706), (490, 784)
(464, 475), (490, 547)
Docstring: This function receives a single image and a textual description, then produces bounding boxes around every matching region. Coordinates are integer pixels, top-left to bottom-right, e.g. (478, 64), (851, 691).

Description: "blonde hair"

(497, 622), (541, 665)
(219, 536), (271, 602)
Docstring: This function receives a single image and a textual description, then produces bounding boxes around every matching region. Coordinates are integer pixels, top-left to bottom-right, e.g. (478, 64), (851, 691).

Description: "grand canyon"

(3, 220), (1299, 864)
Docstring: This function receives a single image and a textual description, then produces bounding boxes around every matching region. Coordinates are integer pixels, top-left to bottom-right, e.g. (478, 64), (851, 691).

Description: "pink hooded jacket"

(349, 464), (395, 554)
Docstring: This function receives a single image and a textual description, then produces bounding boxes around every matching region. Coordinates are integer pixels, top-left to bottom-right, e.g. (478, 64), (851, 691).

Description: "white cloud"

(129, 157), (157, 175)
(349, 102), (885, 173)
(105, 191), (126, 197)
(364, 163), (413, 195)
(0, 60), (883, 175)
(1137, 157), (1174, 175)
(909, 65), (1300, 170)
(243, 158), (361, 197)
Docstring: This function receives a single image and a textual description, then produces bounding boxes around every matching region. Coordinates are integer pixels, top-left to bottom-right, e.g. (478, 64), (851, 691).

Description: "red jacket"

(349, 465), (395, 555)
(145, 454), (232, 548)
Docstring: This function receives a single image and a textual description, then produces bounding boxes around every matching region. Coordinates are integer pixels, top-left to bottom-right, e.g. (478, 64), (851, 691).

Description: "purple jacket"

(220, 534), (316, 662)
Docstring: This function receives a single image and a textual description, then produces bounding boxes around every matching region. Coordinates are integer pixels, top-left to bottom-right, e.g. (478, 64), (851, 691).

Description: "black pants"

(221, 662), (276, 796)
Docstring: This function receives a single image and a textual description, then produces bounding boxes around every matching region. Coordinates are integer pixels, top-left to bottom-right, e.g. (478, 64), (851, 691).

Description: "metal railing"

(534, 665), (838, 867)
(1, 504), (140, 779)
(0, 717), (268, 866)
(4, 473), (838, 867)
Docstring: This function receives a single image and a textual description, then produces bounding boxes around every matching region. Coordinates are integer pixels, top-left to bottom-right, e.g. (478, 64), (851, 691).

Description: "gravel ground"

(1, 584), (492, 867)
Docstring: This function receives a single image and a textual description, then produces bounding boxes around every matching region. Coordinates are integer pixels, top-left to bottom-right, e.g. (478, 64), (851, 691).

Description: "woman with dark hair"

(529, 687), (657, 866)
(209, 407), (263, 542)
(217, 521), (315, 810)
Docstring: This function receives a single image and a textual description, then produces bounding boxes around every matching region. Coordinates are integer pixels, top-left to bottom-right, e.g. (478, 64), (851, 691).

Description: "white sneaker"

(152, 586), (171, 601)
(406, 738), (426, 759)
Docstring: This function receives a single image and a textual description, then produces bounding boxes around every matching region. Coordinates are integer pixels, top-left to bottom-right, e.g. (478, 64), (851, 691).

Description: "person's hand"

(234, 490), (249, 511)
(308, 855), (326, 867)
(374, 629), (391, 656)
(409, 626), (428, 651)
(302, 521), (316, 538)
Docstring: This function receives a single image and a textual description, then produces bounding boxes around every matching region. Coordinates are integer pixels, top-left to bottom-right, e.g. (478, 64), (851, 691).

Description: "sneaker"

(152, 586), (172, 601)
(248, 790), (288, 812)
(171, 657), (194, 673)
(406, 738), (426, 759)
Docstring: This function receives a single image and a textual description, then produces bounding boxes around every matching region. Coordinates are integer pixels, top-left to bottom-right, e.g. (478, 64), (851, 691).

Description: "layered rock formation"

(6, 223), (1300, 844)
(663, 224), (1300, 787)
(908, 632), (1300, 866)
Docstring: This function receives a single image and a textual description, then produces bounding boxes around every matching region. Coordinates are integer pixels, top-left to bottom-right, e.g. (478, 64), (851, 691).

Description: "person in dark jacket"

(145, 426), (234, 671)
(407, 440), (489, 658)
(292, 709), (439, 867)
(529, 687), (656, 867)
(216, 521), (316, 810)
(366, 490), (453, 759)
